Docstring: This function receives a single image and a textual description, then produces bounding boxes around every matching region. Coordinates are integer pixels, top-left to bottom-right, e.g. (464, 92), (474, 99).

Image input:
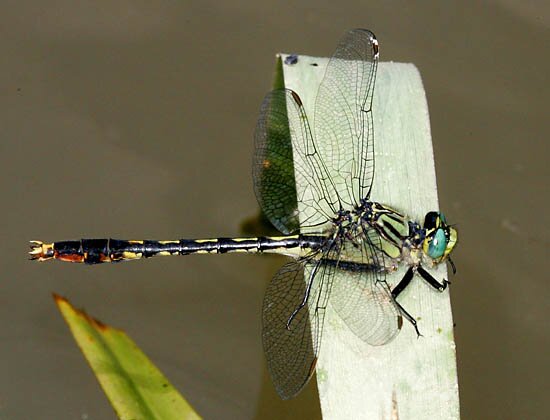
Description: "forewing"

(253, 89), (337, 234)
(253, 89), (300, 234)
(262, 250), (337, 399)
(330, 228), (402, 346)
(314, 28), (379, 208)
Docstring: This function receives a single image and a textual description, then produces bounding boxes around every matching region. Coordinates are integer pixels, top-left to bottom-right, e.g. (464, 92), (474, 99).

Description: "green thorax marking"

(361, 202), (411, 259)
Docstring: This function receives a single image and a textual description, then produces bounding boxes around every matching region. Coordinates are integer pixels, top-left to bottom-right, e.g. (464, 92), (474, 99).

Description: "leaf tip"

(52, 292), (68, 305)
(52, 293), (110, 331)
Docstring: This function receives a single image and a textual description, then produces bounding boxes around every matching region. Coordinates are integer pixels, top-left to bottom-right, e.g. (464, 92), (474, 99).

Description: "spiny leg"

(394, 300), (422, 338)
(417, 266), (449, 291)
(391, 267), (421, 337)
(391, 266), (414, 298)
(286, 259), (320, 330)
(391, 265), (450, 336)
(448, 257), (457, 274)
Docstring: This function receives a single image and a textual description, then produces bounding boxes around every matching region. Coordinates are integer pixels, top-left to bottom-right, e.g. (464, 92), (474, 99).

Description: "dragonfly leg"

(394, 300), (422, 338)
(448, 257), (457, 274)
(417, 266), (449, 292)
(286, 264), (318, 330)
(391, 267), (421, 337)
(391, 266), (414, 298)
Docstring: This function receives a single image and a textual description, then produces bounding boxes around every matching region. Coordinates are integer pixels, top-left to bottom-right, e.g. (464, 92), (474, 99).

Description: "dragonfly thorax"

(347, 201), (458, 271)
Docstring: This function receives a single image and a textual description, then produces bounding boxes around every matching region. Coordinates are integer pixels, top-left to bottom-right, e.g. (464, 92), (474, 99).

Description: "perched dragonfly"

(30, 29), (457, 399)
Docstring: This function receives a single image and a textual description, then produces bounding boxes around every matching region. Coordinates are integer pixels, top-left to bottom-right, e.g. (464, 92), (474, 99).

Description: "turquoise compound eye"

(428, 228), (447, 259)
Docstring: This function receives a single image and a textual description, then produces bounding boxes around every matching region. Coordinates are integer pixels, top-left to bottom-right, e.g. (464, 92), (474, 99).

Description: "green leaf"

(54, 294), (201, 420)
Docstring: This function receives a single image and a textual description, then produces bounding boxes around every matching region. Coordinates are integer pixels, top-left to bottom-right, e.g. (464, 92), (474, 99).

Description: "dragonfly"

(30, 29), (458, 399)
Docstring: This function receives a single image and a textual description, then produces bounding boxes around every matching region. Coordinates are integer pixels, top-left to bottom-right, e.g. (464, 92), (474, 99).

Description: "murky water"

(2, 2), (547, 419)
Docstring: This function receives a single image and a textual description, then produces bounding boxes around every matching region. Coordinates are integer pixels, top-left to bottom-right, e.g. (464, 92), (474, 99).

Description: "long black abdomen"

(29, 235), (325, 264)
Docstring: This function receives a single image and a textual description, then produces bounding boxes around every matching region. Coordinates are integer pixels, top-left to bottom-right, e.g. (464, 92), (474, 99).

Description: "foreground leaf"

(54, 294), (201, 420)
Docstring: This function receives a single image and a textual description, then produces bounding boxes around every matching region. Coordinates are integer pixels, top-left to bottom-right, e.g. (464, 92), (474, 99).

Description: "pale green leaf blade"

(280, 53), (459, 418)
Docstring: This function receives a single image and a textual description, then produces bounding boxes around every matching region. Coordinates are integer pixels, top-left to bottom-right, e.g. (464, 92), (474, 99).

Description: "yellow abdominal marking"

(232, 237), (259, 242)
(122, 251), (142, 259)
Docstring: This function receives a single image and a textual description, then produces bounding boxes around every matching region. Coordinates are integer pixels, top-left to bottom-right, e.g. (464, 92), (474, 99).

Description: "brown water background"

(1, 1), (548, 419)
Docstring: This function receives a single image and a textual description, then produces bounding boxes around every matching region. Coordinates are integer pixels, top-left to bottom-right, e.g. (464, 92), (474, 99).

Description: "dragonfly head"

(422, 212), (457, 264)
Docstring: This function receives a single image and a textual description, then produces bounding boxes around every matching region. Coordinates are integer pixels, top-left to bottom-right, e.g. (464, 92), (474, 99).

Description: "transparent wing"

(314, 28), (379, 208)
(253, 89), (338, 234)
(254, 29), (378, 232)
(330, 228), (402, 345)
(262, 246), (337, 399)
(253, 89), (299, 234)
